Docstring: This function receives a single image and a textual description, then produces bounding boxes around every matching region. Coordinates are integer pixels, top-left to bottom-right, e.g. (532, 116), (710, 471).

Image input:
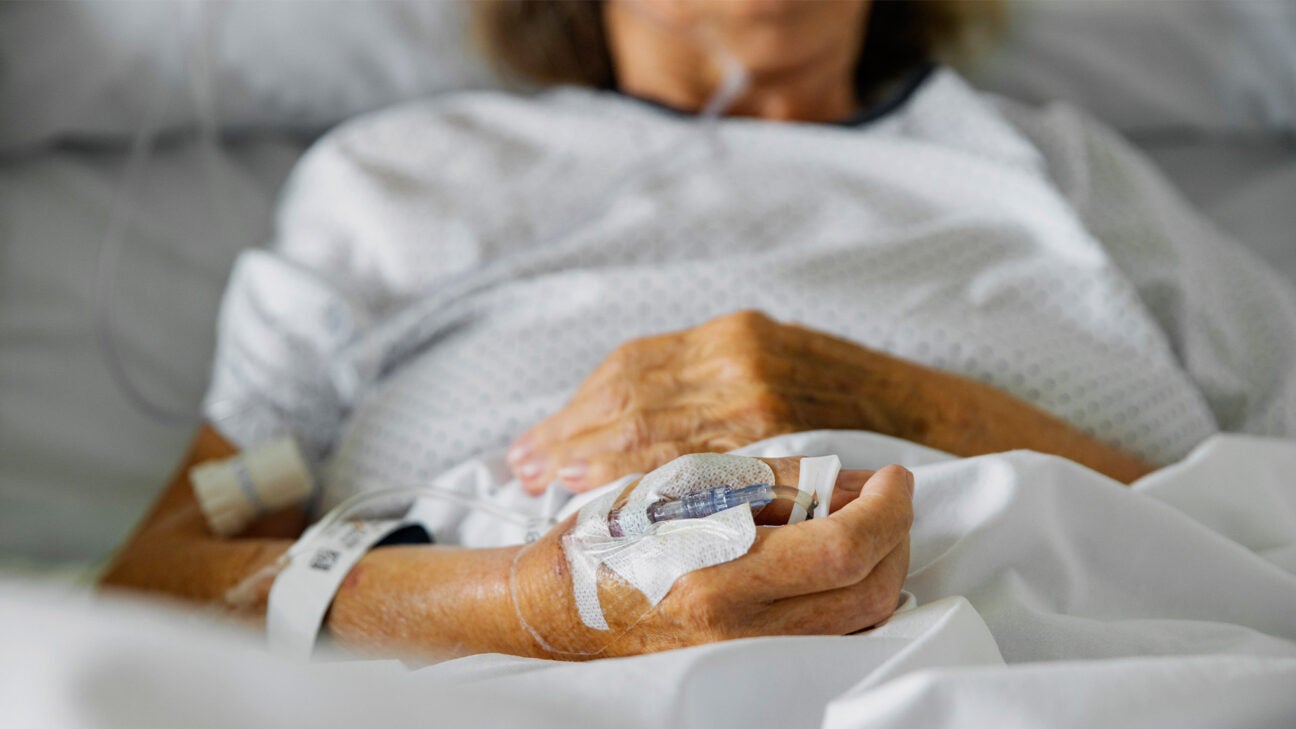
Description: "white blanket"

(7, 431), (1296, 728)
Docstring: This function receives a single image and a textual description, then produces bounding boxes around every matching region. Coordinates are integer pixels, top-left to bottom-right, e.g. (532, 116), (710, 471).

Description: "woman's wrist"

(845, 352), (947, 445)
(872, 358), (1154, 482)
(326, 544), (540, 661)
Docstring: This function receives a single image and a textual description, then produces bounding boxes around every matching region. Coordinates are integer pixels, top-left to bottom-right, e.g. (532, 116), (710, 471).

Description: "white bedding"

(7, 430), (1295, 728)
(2, 69), (1295, 729)
(2, 90), (1295, 568)
(2, 3), (1295, 726)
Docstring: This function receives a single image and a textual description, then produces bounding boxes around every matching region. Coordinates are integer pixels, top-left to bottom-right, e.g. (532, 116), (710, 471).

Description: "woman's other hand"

(509, 461), (914, 658)
(508, 309), (1153, 493)
(509, 310), (929, 494)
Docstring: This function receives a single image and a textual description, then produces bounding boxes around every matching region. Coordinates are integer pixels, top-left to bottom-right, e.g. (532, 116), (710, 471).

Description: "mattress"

(0, 130), (1293, 568)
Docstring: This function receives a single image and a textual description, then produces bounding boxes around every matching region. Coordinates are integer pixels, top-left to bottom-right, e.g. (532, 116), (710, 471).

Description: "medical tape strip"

(267, 518), (413, 660)
(190, 437), (315, 537)
(799, 455), (841, 522)
(231, 457), (266, 512)
(564, 454), (773, 630)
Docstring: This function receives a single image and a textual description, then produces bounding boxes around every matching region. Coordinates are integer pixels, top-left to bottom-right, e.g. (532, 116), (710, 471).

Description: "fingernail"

(904, 468), (915, 496)
(557, 461), (588, 487)
(517, 459), (544, 480)
(507, 437), (533, 464)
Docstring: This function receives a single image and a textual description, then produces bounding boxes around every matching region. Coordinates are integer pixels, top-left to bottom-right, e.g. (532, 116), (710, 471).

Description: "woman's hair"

(472, 0), (1004, 94)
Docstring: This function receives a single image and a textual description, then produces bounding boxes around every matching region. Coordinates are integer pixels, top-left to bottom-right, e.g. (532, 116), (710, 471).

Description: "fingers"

(565, 441), (692, 495)
(506, 308), (904, 494)
(513, 395), (778, 493)
(755, 537), (910, 636)
(513, 405), (708, 493)
(717, 465), (914, 600)
(508, 312), (794, 493)
(749, 457), (873, 524)
(752, 457), (873, 509)
(828, 468), (876, 513)
(660, 465), (912, 644)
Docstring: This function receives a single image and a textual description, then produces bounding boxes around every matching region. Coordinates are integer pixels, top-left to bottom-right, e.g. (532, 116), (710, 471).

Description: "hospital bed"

(2, 2), (1295, 727)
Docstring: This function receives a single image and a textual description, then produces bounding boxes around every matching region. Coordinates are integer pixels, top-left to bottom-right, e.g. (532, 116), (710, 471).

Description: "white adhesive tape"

(798, 455), (841, 522)
(191, 437), (314, 537)
(564, 454), (774, 630)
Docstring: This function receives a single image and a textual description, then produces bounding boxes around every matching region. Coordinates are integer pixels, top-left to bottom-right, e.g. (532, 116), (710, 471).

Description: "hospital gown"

(201, 68), (1296, 513)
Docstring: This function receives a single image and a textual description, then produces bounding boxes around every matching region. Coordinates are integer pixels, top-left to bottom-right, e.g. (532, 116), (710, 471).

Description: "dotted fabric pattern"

(611, 452), (774, 538)
(202, 69), (1294, 512)
(994, 96), (1296, 439)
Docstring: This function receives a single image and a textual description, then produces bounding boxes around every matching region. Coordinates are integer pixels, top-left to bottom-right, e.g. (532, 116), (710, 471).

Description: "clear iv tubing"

(95, 0), (235, 426)
(313, 484), (540, 535)
(607, 484), (816, 538)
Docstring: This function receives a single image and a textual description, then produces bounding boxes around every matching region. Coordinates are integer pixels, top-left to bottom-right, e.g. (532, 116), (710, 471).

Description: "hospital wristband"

(267, 517), (417, 660)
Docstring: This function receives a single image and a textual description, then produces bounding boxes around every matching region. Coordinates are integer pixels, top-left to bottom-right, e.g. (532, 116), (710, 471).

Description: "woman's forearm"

(884, 361), (1154, 483)
(103, 424), (538, 660)
(101, 423), (301, 603)
(327, 544), (539, 660)
(105, 529), (536, 660)
(104, 516), (535, 662)
(101, 534), (292, 605)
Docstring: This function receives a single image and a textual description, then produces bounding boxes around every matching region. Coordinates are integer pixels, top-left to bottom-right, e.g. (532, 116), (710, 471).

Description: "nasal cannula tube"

(607, 483), (817, 537)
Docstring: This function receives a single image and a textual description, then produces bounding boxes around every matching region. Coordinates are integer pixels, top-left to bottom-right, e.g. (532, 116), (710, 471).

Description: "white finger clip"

(794, 455), (841, 523)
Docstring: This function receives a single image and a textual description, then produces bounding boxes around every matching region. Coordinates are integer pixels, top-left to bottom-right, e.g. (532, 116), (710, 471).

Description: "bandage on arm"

(508, 454), (837, 659)
(100, 424), (306, 604)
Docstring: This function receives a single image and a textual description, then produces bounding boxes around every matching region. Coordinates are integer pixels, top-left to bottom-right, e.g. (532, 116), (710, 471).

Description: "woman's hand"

(105, 422), (914, 662)
(509, 310), (918, 493)
(509, 310), (1153, 492)
(508, 460), (914, 658)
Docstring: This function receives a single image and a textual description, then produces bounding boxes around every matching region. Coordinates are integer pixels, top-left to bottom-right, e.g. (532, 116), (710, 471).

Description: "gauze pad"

(799, 455), (841, 522)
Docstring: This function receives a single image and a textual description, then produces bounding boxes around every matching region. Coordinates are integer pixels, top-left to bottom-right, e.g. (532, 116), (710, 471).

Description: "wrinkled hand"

(509, 459), (914, 658)
(510, 310), (921, 494)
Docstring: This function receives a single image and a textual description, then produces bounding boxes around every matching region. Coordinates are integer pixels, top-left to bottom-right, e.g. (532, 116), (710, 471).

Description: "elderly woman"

(101, 0), (1294, 661)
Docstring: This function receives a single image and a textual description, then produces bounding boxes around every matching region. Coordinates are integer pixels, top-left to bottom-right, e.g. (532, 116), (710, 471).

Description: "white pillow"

(962, 0), (1296, 136)
(0, 0), (500, 152)
(3, 0), (1294, 152)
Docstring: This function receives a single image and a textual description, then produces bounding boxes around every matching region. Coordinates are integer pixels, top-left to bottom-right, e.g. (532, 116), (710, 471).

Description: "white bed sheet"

(0, 131), (1293, 569)
(5, 430), (1295, 729)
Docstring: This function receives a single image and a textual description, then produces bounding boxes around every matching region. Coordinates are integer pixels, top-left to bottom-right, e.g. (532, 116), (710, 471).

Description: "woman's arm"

(100, 425), (303, 602)
(509, 310), (1154, 493)
(101, 426), (913, 661)
(98, 425), (537, 660)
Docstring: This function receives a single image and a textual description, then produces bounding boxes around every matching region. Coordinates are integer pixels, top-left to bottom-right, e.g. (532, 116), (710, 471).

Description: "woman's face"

(623, 0), (872, 77)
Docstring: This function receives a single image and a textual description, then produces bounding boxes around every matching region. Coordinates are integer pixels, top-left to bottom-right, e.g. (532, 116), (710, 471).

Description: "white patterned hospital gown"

(202, 68), (1296, 511)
